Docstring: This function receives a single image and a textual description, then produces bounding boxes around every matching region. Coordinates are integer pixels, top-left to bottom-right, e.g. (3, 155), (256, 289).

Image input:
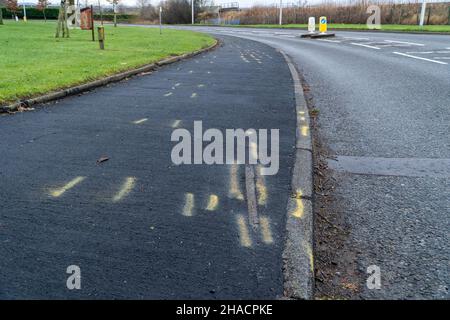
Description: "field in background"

(223, 23), (450, 32)
(0, 21), (214, 105)
(214, 1), (450, 26)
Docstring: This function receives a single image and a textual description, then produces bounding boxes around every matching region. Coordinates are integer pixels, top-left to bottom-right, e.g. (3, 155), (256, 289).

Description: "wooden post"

(91, 5), (95, 41)
(0, 7), (3, 25)
(98, 26), (104, 50)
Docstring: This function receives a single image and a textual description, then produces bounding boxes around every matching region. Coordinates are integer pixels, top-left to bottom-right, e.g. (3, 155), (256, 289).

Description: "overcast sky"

(20, 0), (338, 8)
(20, 0), (432, 9)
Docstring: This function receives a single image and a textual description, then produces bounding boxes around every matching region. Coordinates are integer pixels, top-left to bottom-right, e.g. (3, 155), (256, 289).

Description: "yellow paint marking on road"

(182, 192), (195, 217)
(260, 216), (274, 244)
(298, 111), (305, 115)
(133, 118), (148, 124)
(205, 194), (219, 211)
(191, 93), (197, 98)
(113, 177), (136, 202)
(164, 92), (173, 97)
(300, 116), (306, 121)
(50, 176), (85, 197)
(301, 125), (309, 137)
(172, 120), (181, 128)
(304, 241), (314, 273)
(229, 164), (244, 200)
(291, 189), (304, 218)
(236, 214), (252, 248)
(256, 166), (267, 206)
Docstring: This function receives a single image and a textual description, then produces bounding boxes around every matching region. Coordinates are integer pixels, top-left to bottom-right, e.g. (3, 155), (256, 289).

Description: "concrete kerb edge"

(279, 50), (315, 300)
(0, 39), (220, 114)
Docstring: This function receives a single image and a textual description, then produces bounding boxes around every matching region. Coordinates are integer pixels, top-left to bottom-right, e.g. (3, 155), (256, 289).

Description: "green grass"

(207, 23), (450, 33)
(0, 20), (215, 105)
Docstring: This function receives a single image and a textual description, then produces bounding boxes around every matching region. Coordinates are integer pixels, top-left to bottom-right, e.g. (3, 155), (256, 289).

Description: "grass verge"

(0, 21), (215, 105)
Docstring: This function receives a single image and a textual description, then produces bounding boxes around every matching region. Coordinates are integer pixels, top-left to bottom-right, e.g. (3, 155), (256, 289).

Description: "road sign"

(319, 16), (327, 33)
(308, 17), (315, 33)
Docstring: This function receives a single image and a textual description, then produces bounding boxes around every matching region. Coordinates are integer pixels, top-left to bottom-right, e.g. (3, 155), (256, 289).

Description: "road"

(167, 26), (450, 299)
(0, 36), (295, 299)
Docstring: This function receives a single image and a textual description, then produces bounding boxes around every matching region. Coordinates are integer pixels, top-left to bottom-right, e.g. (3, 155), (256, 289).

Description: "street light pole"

(279, 0), (282, 25)
(191, 0), (194, 25)
(159, 6), (162, 35)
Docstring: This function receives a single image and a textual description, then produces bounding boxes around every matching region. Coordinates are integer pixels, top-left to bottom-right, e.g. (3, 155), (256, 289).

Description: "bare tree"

(36, 0), (49, 22)
(136, 0), (157, 21)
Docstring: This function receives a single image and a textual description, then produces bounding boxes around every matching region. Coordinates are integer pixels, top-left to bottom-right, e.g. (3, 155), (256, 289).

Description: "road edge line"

(0, 39), (220, 114)
(279, 50), (314, 300)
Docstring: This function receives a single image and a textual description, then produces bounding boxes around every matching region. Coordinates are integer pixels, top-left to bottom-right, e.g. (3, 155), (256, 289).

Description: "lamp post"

(191, 0), (194, 25)
(279, 0), (282, 25)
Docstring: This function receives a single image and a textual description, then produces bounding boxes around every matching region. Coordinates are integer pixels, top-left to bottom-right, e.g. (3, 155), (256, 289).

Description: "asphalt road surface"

(0, 36), (296, 299)
(171, 26), (450, 299)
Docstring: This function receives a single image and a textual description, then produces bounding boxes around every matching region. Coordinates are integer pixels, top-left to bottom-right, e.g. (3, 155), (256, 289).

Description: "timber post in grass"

(91, 5), (95, 41)
(0, 7), (3, 25)
(55, 0), (70, 38)
(98, 26), (105, 50)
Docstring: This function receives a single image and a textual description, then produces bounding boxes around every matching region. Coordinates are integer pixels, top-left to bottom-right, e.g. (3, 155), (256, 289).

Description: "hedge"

(1, 7), (60, 20)
(0, 8), (137, 22)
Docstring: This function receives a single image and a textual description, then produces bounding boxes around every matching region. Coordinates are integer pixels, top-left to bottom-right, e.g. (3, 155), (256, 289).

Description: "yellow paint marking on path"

(256, 166), (267, 206)
(182, 193), (195, 217)
(113, 177), (136, 202)
(301, 125), (309, 137)
(205, 194), (219, 211)
(260, 216), (274, 244)
(191, 93), (197, 98)
(50, 176), (85, 197)
(164, 92), (173, 97)
(229, 164), (244, 200)
(291, 189), (304, 218)
(172, 120), (181, 128)
(133, 118), (148, 124)
(236, 214), (252, 247)
(304, 241), (314, 273)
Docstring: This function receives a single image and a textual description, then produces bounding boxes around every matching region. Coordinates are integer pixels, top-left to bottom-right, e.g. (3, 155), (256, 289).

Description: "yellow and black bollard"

(98, 26), (105, 50)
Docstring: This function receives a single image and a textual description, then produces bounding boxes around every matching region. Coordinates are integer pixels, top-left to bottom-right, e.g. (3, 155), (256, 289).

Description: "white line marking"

(190, 93), (197, 98)
(393, 52), (448, 65)
(132, 118), (148, 124)
(113, 177), (136, 202)
(317, 39), (341, 43)
(350, 42), (381, 50)
(343, 36), (369, 40)
(384, 40), (424, 46)
(164, 92), (173, 97)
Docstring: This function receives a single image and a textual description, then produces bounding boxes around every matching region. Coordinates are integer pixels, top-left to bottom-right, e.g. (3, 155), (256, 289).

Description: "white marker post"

(308, 17), (315, 33)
